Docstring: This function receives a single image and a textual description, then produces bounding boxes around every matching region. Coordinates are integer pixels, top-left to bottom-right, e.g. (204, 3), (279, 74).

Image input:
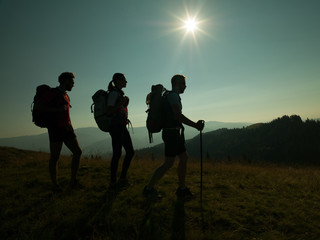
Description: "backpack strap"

(148, 131), (153, 143)
(108, 88), (122, 106)
(127, 119), (134, 134)
(50, 87), (69, 107)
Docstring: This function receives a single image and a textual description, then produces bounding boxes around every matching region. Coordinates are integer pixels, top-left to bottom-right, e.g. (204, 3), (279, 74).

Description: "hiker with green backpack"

(103, 73), (134, 190)
(144, 74), (204, 199)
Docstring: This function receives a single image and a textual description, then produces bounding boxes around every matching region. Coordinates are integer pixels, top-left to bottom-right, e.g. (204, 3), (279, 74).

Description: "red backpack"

(31, 85), (55, 128)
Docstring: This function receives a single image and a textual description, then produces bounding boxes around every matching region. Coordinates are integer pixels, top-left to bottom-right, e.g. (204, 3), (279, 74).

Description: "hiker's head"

(108, 73), (127, 91)
(113, 73), (127, 89)
(171, 74), (186, 93)
(58, 72), (75, 91)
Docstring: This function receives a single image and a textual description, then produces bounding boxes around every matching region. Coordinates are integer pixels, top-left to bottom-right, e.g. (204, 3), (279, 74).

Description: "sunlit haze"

(0, 0), (319, 138)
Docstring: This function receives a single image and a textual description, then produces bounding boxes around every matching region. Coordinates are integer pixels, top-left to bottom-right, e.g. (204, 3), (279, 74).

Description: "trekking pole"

(200, 120), (204, 207)
(200, 129), (203, 206)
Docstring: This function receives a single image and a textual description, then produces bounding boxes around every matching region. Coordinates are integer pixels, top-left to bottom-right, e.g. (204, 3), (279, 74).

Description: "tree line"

(138, 115), (320, 166)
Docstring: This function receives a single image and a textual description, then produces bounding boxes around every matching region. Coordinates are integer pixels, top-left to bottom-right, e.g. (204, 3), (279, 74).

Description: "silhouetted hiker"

(144, 74), (204, 199)
(107, 73), (134, 191)
(36, 72), (82, 192)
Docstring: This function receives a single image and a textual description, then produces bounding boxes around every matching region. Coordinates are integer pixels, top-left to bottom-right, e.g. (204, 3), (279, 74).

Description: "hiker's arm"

(171, 104), (203, 130)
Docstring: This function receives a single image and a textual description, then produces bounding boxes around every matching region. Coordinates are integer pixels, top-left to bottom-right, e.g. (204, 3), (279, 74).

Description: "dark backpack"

(31, 85), (54, 128)
(146, 84), (168, 143)
(91, 89), (112, 132)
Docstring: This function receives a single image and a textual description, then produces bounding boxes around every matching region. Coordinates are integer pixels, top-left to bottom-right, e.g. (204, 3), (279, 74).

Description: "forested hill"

(138, 115), (320, 166)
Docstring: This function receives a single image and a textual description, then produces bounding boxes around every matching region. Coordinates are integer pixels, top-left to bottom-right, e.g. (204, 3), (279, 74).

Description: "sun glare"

(168, 6), (212, 44)
(184, 18), (197, 32)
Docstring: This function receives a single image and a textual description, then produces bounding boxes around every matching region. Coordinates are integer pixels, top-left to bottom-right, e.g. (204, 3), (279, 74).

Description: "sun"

(184, 18), (197, 32)
(168, 7), (212, 43)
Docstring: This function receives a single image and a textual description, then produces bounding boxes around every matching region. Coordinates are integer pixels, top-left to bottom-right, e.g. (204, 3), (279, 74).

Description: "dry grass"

(1, 146), (320, 240)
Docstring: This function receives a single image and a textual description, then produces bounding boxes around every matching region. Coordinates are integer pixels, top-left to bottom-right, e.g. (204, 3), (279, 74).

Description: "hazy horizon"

(1, 116), (319, 139)
(1, 0), (319, 138)
(1, 120), (252, 139)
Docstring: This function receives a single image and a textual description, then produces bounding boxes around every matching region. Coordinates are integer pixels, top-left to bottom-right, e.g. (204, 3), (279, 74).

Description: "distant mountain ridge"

(0, 121), (251, 156)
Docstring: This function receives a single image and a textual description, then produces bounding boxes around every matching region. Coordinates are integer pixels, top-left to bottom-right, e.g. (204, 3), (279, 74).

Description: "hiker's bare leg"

(64, 137), (82, 184)
(49, 141), (63, 186)
(177, 151), (188, 188)
(147, 157), (175, 188)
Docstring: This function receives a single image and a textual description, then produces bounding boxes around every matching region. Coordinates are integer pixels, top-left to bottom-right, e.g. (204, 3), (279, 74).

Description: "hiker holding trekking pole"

(144, 74), (204, 200)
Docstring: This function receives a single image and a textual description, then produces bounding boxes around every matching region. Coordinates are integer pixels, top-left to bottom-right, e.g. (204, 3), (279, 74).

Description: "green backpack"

(146, 84), (169, 142)
(91, 90), (112, 132)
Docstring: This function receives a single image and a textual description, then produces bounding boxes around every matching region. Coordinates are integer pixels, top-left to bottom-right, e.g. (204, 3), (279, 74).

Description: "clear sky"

(0, 0), (319, 138)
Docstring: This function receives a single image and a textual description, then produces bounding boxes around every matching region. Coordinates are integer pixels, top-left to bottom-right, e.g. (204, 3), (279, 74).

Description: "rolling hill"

(0, 121), (251, 156)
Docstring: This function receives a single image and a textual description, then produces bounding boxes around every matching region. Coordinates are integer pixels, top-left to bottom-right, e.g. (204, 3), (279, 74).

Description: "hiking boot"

(143, 186), (162, 199)
(118, 178), (131, 190)
(176, 187), (194, 200)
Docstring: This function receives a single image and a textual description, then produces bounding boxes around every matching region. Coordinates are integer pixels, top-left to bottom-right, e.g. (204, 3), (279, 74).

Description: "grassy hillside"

(1, 147), (320, 240)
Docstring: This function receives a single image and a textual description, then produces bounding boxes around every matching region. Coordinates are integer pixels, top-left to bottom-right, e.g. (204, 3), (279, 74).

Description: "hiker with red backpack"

(105, 73), (134, 191)
(32, 72), (82, 192)
(144, 74), (204, 200)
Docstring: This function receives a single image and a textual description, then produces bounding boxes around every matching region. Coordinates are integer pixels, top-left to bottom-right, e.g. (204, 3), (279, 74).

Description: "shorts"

(48, 126), (76, 142)
(162, 128), (186, 157)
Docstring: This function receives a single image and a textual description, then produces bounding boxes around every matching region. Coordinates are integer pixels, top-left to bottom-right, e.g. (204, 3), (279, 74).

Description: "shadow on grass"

(87, 189), (118, 238)
(171, 199), (186, 240)
(139, 198), (187, 240)
(139, 197), (160, 240)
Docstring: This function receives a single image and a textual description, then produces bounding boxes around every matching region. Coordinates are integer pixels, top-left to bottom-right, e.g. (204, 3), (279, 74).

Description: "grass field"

(0, 146), (320, 240)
